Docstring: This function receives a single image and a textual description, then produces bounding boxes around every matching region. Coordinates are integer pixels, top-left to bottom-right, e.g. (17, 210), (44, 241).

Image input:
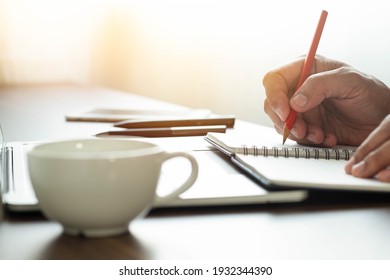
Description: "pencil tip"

(282, 127), (290, 145)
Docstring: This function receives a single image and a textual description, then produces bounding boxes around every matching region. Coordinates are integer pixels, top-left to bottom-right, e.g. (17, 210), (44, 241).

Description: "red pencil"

(282, 10), (328, 144)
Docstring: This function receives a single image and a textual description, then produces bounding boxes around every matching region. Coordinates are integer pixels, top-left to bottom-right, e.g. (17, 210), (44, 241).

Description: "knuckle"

(262, 71), (276, 86)
(364, 154), (382, 173)
(382, 115), (390, 128)
(353, 146), (369, 162)
(263, 99), (271, 114)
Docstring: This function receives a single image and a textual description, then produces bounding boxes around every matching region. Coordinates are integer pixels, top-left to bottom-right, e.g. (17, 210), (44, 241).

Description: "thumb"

(290, 67), (351, 112)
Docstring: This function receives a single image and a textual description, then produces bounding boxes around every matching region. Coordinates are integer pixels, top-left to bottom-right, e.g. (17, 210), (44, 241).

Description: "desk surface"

(1, 84), (390, 260)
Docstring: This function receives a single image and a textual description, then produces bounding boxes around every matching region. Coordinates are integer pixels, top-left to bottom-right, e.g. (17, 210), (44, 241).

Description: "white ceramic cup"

(27, 139), (198, 237)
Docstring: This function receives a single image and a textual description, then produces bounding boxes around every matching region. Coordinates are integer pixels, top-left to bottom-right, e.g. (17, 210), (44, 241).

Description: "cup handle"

(154, 151), (198, 204)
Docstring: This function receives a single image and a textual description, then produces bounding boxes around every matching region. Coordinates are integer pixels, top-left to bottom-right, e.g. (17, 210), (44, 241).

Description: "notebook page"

(238, 155), (390, 192)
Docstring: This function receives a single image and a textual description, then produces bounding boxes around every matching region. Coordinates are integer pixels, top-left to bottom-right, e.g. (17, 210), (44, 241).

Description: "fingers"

(264, 55), (390, 182)
(345, 115), (390, 182)
(263, 56), (361, 147)
(263, 58), (305, 121)
(376, 169), (390, 182)
(263, 55), (345, 120)
(289, 119), (337, 147)
(265, 101), (337, 147)
(290, 66), (359, 113)
(263, 56), (349, 145)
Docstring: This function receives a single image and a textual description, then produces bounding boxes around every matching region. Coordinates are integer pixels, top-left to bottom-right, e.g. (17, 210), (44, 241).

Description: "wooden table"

(1, 84), (390, 260)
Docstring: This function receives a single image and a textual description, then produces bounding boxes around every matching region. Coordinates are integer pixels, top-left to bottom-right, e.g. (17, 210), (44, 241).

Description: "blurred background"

(1, 0), (389, 127)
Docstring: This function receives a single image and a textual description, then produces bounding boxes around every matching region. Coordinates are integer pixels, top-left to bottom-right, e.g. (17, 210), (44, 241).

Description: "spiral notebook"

(1, 140), (307, 212)
(205, 132), (390, 193)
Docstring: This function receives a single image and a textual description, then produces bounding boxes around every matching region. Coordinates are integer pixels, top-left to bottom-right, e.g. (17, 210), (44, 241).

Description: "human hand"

(345, 115), (390, 182)
(263, 55), (390, 147)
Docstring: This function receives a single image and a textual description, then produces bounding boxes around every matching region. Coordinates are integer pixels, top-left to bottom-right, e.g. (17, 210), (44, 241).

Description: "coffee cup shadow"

(37, 229), (150, 259)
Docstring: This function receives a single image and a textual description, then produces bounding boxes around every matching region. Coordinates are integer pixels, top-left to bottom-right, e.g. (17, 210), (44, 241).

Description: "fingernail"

(345, 156), (355, 174)
(307, 133), (317, 143)
(352, 161), (366, 176)
(292, 94), (308, 107)
(275, 107), (284, 120)
(378, 170), (390, 182)
(291, 127), (299, 138)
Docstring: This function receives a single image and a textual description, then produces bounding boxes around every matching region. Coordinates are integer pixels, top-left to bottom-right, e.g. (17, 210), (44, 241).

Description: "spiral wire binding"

(240, 145), (354, 160)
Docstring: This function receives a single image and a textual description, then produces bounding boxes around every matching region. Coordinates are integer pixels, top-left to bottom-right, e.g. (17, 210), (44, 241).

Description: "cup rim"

(28, 138), (163, 160)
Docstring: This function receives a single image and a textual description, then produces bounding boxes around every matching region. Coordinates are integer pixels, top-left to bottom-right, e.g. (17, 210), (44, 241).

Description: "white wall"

(90, 0), (390, 127)
(2, 0), (390, 127)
